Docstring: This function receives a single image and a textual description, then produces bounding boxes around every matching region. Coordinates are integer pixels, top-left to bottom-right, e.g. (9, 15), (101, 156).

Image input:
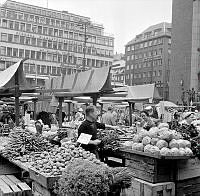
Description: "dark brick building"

(125, 22), (171, 100)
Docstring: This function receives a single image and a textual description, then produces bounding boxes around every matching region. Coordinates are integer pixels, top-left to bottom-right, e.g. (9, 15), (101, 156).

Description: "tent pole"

(92, 94), (98, 106)
(58, 97), (64, 128)
(128, 102), (132, 126)
(68, 102), (70, 121)
(32, 98), (37, 121)
(15, 68), (20, 126)
(100, 103), (103, 117)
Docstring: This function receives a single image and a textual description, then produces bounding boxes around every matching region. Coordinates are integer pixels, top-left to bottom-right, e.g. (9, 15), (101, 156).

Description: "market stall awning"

(45, 66), (113, 97)
(0, 59), (30, 91)
(100, 84), (162, 103)
(125, 84), (162, 103)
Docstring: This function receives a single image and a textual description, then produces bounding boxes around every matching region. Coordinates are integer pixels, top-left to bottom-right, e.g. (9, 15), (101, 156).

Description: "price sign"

(77, 133), (92, 145)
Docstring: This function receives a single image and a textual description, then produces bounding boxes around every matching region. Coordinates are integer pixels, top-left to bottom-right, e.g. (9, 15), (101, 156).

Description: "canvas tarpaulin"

(0, 60), (29, 90)
(45, 66), (112, 95)
(100, 84), (162, 103)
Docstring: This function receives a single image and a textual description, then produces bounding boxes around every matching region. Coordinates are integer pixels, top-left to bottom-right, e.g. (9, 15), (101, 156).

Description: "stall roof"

(0, 59), (32, 92)
(45, 66), (113, 97)
(100, 84), (162, 103)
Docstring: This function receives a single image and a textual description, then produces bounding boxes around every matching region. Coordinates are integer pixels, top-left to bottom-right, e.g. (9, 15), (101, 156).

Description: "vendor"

(35, 120), (43, 135)
(75, 108), (85, 121)
(140, 110), (155, 131)
(78, 105), (118, 157)
(178, 112), (199, 140)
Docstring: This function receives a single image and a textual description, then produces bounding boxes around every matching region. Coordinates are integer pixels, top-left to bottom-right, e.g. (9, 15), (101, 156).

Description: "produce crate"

(0, 174), (31, 196)
(129, 178), (175, 196)
(32, 181), (57, 196)
(176, 176), (200, 196)
(0, 155), (21, 175)
(176, 157), (200, 180)
(29, 167), (59, 189)
(121, 149), (177, 183)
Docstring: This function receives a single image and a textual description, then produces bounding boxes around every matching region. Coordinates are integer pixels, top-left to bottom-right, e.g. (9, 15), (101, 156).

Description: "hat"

(182, 112), (194, 119)
(78, 108), (83, 112)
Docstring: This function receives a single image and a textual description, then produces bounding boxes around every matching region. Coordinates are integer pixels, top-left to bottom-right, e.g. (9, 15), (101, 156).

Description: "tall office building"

(125, 22), (171, 100)
(169, 0), (200, 103)
(0, 0), (114, 86)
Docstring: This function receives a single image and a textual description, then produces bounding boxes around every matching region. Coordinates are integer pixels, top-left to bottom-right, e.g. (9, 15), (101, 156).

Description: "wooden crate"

(0, 156), (21, 175)
(177, 157), (200, 180)
(176, 177), (200, 196)
(0, 175), (31, 196)
(32, 181), (58, 196)
(129, 178), (175, 196)
(29, 168), (59, 189)
(123, 151), (176, 183)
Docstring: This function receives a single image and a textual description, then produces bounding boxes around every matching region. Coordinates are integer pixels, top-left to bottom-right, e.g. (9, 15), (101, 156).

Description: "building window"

(59, 30), (63, 37)
(31, 51), (35, 59)
(31, 38), (36, 46)
(32, 25), (37, 33)
(30, 64), (35, 74)
(54, 29), (58, 36)
(2, 19), (8, 27)
(58, 42), (63, 50)
(7, 34), (13, 42)
(53, 54), (57, 62)
(47, 53), (52, 61)
(20, 23), (25, 31)
(14, 22), (19, 30)
(0, 46), (6, 55)
(26, 24), (31, 32)
(36, 51), (41, 59)
(42, 40), (47, 48)
(25, 50), (30, 58)
(53, 41), (57, 49)
(127, 46), (130, 52)
(37, 39), (42, 47)
(127, 56), (130, 61)
(19, 49), (24, 58)
(42, 52), (46, 60)
(1, 33), (7, 41)
(43, 27), (48, 35)
(48, 28), (53, 36)
(48, 40), (52, 48)
(25, 37), (31, 45)
(38, 26), (42, 34)
(9, 21), (14, 29)
(7, 47), (12, 56)
(13, 48), (18, 57)
(14, 35), (19, 43)
(52, 66), (57, 75)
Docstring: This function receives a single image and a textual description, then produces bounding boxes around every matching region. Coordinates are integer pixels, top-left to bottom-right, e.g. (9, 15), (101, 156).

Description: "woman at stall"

(140, 110), (155, 131)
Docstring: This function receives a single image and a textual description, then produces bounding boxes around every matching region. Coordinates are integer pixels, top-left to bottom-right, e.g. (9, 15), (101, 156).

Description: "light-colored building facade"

(111, 59), (125, 85)
(125, 22), (171, 100)
(169, 0), (200, 104)
(0, 0), (114, 86)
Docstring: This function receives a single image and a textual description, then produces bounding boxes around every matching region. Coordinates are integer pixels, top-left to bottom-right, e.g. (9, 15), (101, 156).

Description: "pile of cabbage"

(127, 123), (193, 157)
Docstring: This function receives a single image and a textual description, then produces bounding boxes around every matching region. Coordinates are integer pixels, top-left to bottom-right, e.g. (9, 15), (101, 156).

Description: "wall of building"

(125, 23), (171, 100)
(169, 0), (193, 103)
(0, 0), (114, 87)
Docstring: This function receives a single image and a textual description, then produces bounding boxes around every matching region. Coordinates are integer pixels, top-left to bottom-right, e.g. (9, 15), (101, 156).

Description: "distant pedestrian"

(102, 106), (116, 126)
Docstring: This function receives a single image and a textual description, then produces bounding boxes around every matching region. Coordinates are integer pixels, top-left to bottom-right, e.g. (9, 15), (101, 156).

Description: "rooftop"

(126, 22), (171, 46)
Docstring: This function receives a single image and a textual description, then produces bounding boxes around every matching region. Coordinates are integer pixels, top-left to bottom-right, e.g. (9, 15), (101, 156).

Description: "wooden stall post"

(15, 68), (20, 126)
(58, 97), (64, 128)
(68, 102), (70, 121)
(100, 103), (103, 117)
(128, 102), (132, 126)
(92, 94), (98, 106)
(32, 98), (38, 121)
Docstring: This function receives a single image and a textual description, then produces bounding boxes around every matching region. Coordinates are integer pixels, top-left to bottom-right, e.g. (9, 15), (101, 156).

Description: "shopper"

(78, 105), (117, 157)
(140, 110), (155, 131)
(102, 106), (116, 126)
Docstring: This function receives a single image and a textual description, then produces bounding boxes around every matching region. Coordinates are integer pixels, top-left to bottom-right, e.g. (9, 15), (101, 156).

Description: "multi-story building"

(169, 0), (200, 104)
(111, 57), (125, 85)
(125, 22), (171, 100)
(0, 0), (114, 86)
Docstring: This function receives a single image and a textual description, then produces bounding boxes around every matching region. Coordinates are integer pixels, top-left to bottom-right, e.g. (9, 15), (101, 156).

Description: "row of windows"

(2, 5), (88, 26)
(126, 49), (163, 61)
(1, 33), (113, 57)
(126, 38), (171, 52)
(126, 59), (162, 70)
(0, 46), (112, 67)
(113, 75), (124, 82)
(0, 18), (114, 47)
(126, 70), (162, 79)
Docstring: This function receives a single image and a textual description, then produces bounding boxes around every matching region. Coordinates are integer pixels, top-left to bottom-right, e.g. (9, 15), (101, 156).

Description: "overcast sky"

(1, 0), (172, 53)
